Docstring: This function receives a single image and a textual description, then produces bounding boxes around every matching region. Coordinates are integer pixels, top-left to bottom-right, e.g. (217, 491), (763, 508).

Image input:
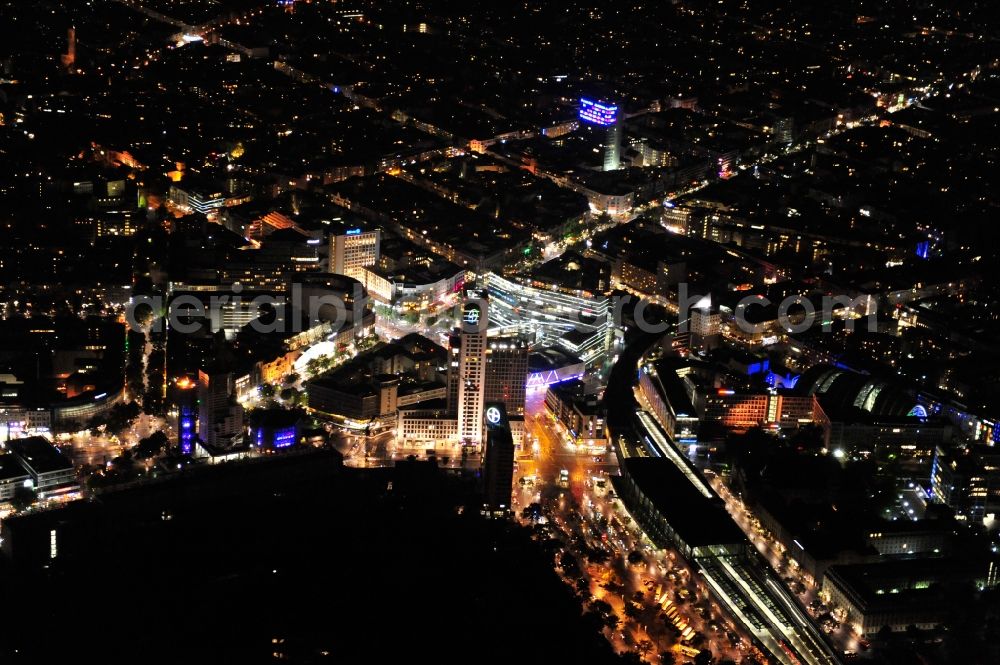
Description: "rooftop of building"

(590, 218), (707, 270)
(307, 338), (440, 396)
(370, 334), (447, 364)
(0, 453), (31, 482)
(862, 517), (956, 538)
(650, 359), (697, 418)
(620, 457), (747, 550)
(397, 380), (447, 398)
(308, 370), (398, 398)
(371, 258), (465, 286)
(547, 378), (588, 400)
(797, 364), (919, 420)
(825, 557), (977, 610)
(528, 347), (584, 373)
(327, 174), (532, 261)
(399, 154), (590, 234)
(248, 408), (304, 430)
(6, 437), (74, 475)
(525, 251), (612, 297)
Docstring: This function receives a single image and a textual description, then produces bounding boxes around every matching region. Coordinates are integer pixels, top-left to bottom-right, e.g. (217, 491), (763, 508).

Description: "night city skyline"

(2, 1), (1000, 663)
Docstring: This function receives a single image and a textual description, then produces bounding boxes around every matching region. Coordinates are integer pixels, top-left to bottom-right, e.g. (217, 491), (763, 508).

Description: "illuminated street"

(518, 387), (753, 662)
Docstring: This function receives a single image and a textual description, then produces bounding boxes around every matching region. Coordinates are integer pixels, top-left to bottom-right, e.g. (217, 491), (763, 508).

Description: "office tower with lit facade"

(484, 335), (530, 416)
(450, 301), (488, 447)
(932, 445), (1000, 523)
(486, 272), (613, 366)
(482, 402), (515, 517)
(330, 225), (381, 280)
(197, 366), (244, 449)
(689, 305), (721, 352)
(579, 98), (623, 171)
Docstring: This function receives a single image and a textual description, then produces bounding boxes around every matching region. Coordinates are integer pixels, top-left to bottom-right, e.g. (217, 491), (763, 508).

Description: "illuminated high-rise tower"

(579, 98), (623, 171)
(482, 402), (515, 517)
(61, 26), (76, 71)
(329, 225), (380, 280)
(484, 335), (529, 416)
(197, 366), (244, 450)
(453, 300), (488, 447)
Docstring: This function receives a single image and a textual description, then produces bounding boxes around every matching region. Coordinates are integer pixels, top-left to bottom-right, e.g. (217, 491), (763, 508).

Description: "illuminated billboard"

(460, 299), (487, 333)
(463, 303), (481, 326)
(273, 426), (297, 448)
(251, 425), (298, 449)
(579, 98), (619, 126)
(525, 367), (584, 390)
(484, 403), (510, 432)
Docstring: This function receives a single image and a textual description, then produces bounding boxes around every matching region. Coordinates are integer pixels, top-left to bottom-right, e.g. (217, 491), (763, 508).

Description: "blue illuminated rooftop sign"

(346, 228), (362, 236)
(579, 98), (619, 126)
(462, 302), (482, 326)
